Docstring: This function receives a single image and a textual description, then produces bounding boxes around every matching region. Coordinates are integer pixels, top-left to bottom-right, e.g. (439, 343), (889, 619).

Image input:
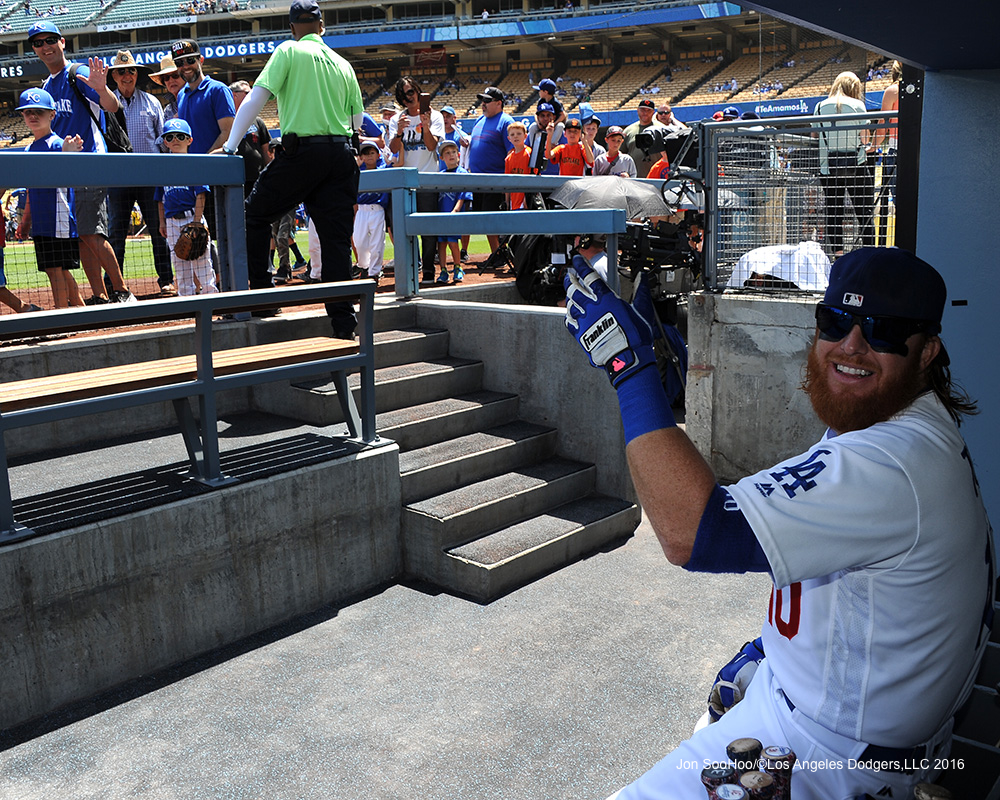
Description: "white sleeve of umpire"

(223, 84), (272, 153)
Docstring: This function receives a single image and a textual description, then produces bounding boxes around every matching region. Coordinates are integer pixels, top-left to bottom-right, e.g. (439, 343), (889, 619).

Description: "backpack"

(67, 63), (133, 154)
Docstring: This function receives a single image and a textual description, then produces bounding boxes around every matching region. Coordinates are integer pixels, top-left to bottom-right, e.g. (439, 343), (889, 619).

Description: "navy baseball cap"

(722, 106), (740, 119)
(534, 78), (557, 93)
(823, 247), (947, 324)
(289, 0), (321, 21)
(537, 102), (554, 113)
(16, 88), (55, 111)
(27, 21), (61, 41)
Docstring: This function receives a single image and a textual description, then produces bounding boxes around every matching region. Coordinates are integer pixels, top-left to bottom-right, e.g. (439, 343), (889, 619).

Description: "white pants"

(607, 661), (950, 800)
(353, 203), (385, 277)
(307, 218), (321, 280)
(165, 212), (216, 296)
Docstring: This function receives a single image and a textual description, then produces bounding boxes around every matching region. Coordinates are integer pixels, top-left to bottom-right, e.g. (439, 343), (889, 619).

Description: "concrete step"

(377, 390), (519, 452)
(373, 327), (449, 369)
(399, 420), (557, 504)
(371, 299), (418, 331)
(444, 494), (639, 601)
(402, 457), (595, 583)
(265, 357), (485, 426)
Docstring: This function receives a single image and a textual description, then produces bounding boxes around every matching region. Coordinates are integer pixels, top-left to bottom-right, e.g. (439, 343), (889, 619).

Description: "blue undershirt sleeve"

(683, 484), (772, 574)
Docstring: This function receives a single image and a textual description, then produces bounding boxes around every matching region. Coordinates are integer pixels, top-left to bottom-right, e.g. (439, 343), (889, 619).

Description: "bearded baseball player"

(564, 247), (994, 800)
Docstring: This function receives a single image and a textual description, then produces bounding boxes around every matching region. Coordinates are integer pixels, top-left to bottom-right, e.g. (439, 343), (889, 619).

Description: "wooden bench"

(0, 282), (377, 544)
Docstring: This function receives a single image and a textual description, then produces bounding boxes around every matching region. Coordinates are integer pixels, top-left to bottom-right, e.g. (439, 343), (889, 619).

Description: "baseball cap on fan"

(16, 88), (56, 112)
(27, 21), (61, 41)
(289, 0), (321, 22)
(533, 78), (557, 94)
(477, 86), (504, 103)
(171, 40), (200, 58)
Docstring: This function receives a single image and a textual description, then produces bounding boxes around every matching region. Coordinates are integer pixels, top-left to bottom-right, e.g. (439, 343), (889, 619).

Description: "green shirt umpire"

(221, 0), (363, 336)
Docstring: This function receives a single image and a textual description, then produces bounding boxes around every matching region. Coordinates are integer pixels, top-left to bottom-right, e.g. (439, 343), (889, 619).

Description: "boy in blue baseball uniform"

(353, 141), (389, 284)
(154, 118), (217, 296)
(436, 139), (470, 284)
(14, 87), (85, 309)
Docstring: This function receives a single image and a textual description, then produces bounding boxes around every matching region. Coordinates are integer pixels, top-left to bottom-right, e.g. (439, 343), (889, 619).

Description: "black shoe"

(251, 308), (282, 318)
(422, 273), (436, 283)
(332, 327), (357, 340)
(274, 268), (291, 285)
(85, 295), (111, 305)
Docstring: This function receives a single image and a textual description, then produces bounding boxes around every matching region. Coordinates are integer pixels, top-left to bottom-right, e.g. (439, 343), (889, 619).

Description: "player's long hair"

(928, 345), (978, 425)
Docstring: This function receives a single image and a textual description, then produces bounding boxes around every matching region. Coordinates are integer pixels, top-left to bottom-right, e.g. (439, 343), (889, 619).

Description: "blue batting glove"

(708, 638), (765, 722)
(564, 257), (676, 444)
(564, 255), (656, 388)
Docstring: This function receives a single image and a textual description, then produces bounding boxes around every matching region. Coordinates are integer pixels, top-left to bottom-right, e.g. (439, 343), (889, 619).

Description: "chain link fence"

(702, 112), (896, 293)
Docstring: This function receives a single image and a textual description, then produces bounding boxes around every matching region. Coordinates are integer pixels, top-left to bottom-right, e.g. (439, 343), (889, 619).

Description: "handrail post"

(391, 168), (422, 299)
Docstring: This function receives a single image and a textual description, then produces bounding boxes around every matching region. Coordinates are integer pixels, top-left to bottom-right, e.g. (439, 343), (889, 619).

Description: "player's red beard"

(802, 340), (927, 433)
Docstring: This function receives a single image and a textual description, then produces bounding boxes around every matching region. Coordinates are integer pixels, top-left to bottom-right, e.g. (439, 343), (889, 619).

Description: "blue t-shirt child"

(438, 165), (472, 214)
(27, 134), (76, 237)
(154, 184), (210, 218)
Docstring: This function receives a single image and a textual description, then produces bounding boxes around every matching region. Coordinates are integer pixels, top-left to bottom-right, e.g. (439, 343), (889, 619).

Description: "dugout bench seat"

(0, 282), (377, 545)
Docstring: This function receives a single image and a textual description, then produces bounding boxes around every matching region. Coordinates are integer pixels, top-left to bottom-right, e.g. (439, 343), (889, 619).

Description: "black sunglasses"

(404, 88), (417, 97)
(163, 132), (190, 142)
(31, 35), (60, 47)
(175, 55), (200, 66)
(117, 67), (138, 75)
(815, 303), (937, 357)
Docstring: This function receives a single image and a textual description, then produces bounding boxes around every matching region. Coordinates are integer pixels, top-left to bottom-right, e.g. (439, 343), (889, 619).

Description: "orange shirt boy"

(545, 118), (593, 176)
(504, 121), (531, 210)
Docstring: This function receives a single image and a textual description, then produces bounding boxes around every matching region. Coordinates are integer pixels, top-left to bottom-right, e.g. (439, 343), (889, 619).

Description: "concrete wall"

(0, 444), (401, 731)
(413, 299), (637, 503)
(685, 292), (825, 483)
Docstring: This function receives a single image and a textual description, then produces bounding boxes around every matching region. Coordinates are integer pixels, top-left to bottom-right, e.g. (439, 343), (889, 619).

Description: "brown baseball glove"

(173, 222), (209, 261)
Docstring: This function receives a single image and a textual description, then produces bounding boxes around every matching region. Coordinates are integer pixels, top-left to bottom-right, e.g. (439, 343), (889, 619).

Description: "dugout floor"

(0, 442), (768, 799)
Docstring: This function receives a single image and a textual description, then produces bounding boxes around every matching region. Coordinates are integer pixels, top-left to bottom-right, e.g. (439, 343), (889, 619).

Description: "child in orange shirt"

(545, 118), (593, 176)
(504, 121), (531, 210)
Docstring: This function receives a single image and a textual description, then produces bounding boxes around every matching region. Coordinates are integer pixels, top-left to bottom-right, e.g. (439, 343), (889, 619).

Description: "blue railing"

(360, 168), (629, 297)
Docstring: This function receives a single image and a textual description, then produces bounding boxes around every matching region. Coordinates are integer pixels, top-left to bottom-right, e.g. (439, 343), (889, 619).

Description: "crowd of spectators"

(4, 23), (894, 309)
(177, 0), (241, 14)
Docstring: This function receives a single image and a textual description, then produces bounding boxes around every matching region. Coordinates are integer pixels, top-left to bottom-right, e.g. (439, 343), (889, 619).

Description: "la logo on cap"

(843, 293), (864, 307)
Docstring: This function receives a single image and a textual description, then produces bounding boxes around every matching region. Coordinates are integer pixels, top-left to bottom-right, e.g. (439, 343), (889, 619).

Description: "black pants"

(245, 138), (359, 334)
(417, 191), (437, 280)
(820, 154), (875, 253)
(109, 185), (173, 288)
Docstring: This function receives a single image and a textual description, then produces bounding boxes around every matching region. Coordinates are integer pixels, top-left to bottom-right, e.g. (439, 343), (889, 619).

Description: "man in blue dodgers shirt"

(29, 20), (134, 304)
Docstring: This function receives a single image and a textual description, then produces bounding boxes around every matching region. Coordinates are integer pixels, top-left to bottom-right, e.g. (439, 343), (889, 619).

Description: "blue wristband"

(616, 361), (676, 445)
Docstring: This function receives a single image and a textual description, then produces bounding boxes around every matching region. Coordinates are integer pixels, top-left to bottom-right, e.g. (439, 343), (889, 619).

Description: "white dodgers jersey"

(727, 392), (994, 748)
